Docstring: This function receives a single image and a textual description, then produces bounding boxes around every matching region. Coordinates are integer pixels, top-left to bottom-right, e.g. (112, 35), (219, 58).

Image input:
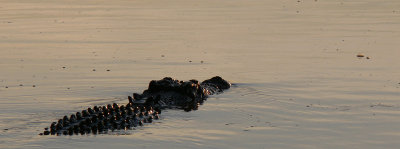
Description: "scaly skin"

(40, 76), (230, 136)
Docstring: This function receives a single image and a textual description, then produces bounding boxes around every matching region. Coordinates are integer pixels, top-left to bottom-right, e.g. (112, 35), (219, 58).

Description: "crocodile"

(39, 76), (231, 135)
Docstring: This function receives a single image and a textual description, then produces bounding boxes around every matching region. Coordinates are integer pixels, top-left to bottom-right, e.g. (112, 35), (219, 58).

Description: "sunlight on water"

(1, 0), (400, 148)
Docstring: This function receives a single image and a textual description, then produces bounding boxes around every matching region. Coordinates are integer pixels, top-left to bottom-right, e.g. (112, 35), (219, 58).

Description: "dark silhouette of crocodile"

(39, 76), (230, 135)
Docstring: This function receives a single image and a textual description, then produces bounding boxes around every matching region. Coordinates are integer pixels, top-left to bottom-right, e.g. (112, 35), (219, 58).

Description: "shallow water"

(1, 0), (400, 148)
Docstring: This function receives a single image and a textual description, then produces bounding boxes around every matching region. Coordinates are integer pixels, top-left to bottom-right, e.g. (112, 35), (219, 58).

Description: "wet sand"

(1, 0), (400, 148)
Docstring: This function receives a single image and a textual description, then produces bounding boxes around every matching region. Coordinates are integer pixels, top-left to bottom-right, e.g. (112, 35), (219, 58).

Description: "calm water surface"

(1, 0), (400, 148)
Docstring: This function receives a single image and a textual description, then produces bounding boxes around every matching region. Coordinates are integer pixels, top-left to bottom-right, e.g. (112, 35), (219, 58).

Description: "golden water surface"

(1, 0), (400, 148)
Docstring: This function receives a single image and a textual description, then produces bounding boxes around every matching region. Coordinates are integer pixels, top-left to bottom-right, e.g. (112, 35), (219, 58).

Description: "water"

(1, 0), (400, 148)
